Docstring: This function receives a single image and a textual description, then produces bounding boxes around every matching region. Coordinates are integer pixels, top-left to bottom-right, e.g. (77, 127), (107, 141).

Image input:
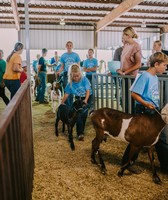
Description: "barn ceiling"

(0, 0), (168, 30)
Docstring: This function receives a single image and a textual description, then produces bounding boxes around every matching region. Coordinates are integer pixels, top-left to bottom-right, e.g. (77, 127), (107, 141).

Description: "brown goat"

(90, 104), (168, 184)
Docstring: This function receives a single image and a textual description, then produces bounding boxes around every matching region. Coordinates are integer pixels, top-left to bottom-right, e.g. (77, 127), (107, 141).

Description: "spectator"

(117, 26), (142, 113)
(122, 52), (168, 173)
(152, 40), (168, 56)
(32, 54), (40, 74)
(113, 38), (126, 62)
(20, 60), (27, 84)
(57, 41), (80, 106)
(3, 42), (24, 99)
(61, 64), (92, 141)
(83, 48), (98, 86)
(36, 48), (54, 104)
(0, 49), (9, 105)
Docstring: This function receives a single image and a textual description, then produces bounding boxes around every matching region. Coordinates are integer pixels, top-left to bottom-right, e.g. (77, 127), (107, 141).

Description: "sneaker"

(78, 134), (84, 141)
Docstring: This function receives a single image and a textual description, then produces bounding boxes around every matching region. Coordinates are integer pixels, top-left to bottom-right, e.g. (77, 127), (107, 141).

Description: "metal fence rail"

(92, 73), (168, 112)
(0, 80), (34, 200)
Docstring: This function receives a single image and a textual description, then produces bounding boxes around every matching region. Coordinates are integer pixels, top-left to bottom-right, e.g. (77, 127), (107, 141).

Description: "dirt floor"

(31, 101), (168, 200)
(1, 98), (168, 200)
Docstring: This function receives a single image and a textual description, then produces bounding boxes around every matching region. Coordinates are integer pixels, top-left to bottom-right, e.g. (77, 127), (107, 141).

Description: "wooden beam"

(96, 0), (144, 32)
(10, 0), (20, 30)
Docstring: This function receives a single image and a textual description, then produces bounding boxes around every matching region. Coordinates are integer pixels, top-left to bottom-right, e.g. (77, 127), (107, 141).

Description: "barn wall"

(20, 24), (160, 52)
(20, 24), (94, 50)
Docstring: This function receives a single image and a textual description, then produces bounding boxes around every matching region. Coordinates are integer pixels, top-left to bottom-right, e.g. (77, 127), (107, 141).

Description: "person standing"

(3, 42), (24, 99)
(20, 60), (27, 84)
(57, 41), (80, 106)
(36, 48), (54, 104)
(32, 54), (40, 75)
(117, 26), (142, 113)
(0, 50), (9, 105)
(83, 48), (98, 86)
(152, 40), (168, 56)
(61, 64), (92, 141)
(121, 52), (168, 174)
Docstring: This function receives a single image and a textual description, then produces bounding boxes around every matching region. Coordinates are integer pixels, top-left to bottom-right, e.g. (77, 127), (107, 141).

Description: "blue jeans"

(76, 95), (92, 136)
(37, 72), (47, 102)
(4, 79), (20, 99)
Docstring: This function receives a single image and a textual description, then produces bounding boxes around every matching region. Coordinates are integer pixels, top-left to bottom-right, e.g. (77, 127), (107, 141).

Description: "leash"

(154, 107), (161, 116)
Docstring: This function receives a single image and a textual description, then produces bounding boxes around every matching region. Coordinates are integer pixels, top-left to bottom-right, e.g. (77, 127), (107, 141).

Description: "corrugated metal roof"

(0, 0), (168, 29)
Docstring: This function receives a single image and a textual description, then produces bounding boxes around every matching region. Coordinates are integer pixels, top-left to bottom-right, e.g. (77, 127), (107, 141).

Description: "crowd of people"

(0, 26), (168, 173)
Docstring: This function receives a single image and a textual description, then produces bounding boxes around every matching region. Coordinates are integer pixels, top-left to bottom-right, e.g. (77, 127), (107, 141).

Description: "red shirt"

(20, 71), (27, 84)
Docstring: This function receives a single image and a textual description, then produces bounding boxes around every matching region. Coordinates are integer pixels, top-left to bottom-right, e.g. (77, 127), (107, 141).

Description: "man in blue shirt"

(83, 48), (98, 86)
(36, 48), (54, 104)
(57, 41), (80, 89)
(57, 41), (80, 106)
(32, 54), (40, 74)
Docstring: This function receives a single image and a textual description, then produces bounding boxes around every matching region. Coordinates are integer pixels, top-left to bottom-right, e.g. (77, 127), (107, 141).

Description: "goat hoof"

(153, 175), (161, 184)
(118, 170), (123, 177)
(101, 168), (106, 175)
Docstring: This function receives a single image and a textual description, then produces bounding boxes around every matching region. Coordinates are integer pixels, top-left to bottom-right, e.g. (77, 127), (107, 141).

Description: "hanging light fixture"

(141, 19), (146, 28)
(60, 18), (65, 26)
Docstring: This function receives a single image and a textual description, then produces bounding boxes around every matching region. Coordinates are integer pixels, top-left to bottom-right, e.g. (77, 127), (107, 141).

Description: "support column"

(24, 0), (31, 80)
(94, 25), (98, 59)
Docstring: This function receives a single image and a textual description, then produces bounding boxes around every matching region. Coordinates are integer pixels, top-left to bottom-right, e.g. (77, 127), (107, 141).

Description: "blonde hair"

(68, 64), (82, 86)
(149, 52), (168, 67)
(123, 26), (138, 39)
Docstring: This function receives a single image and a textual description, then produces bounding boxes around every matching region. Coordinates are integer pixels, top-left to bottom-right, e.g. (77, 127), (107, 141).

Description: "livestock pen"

(0, 80), (34, 200)
(1, 75), (168, 200)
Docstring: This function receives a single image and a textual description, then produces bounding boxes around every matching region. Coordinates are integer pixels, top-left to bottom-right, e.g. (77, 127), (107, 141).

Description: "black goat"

(55, 99), (85, 150)
(90, 104), (168, 184)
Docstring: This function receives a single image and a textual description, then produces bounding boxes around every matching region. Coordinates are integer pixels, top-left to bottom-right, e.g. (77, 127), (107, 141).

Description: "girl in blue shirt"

(61, 64), (92, 141)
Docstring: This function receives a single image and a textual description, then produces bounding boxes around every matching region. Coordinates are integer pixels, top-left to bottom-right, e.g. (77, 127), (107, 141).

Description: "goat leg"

(68, 126), (75, 151)
(91, 136), (101, 164)
(147, 146), (161, 184)
(97, 150), (107, 175)
(62, 122), (65, 134)
(118, 144), (141, 176)
(55, 118), (59, 137)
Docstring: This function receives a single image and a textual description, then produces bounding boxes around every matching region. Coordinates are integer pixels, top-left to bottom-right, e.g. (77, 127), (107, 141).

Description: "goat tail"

(89, 109), (95, 116)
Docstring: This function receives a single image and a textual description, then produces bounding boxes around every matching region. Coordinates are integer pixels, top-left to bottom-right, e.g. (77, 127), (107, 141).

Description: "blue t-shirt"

(60, 52), (80, 72)
(32, 60), (38, 73)
(130, 71), (159, 107)
(83, 58), (98, 75)
(65, 76), (92, 97)
(50, 57), (62, 72)
(38, 57), (47, 72)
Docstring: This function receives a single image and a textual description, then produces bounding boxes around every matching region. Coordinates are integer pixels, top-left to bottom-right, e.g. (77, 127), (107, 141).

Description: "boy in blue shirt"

(122, 52), (168, 173)
(57, 41), (80, 89)
(61, 64), (92, 141)
(83, 48), (98, 86)
(57, 41), (80, 106)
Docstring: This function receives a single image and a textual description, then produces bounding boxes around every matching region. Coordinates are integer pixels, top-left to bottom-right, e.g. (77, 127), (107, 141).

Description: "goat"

(46, 82), (52, 102)
(50, 81), (61, 113)
(90, 104), (168, 184)
(55, 99), (86, 150)
(30, 75), (35, 100)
